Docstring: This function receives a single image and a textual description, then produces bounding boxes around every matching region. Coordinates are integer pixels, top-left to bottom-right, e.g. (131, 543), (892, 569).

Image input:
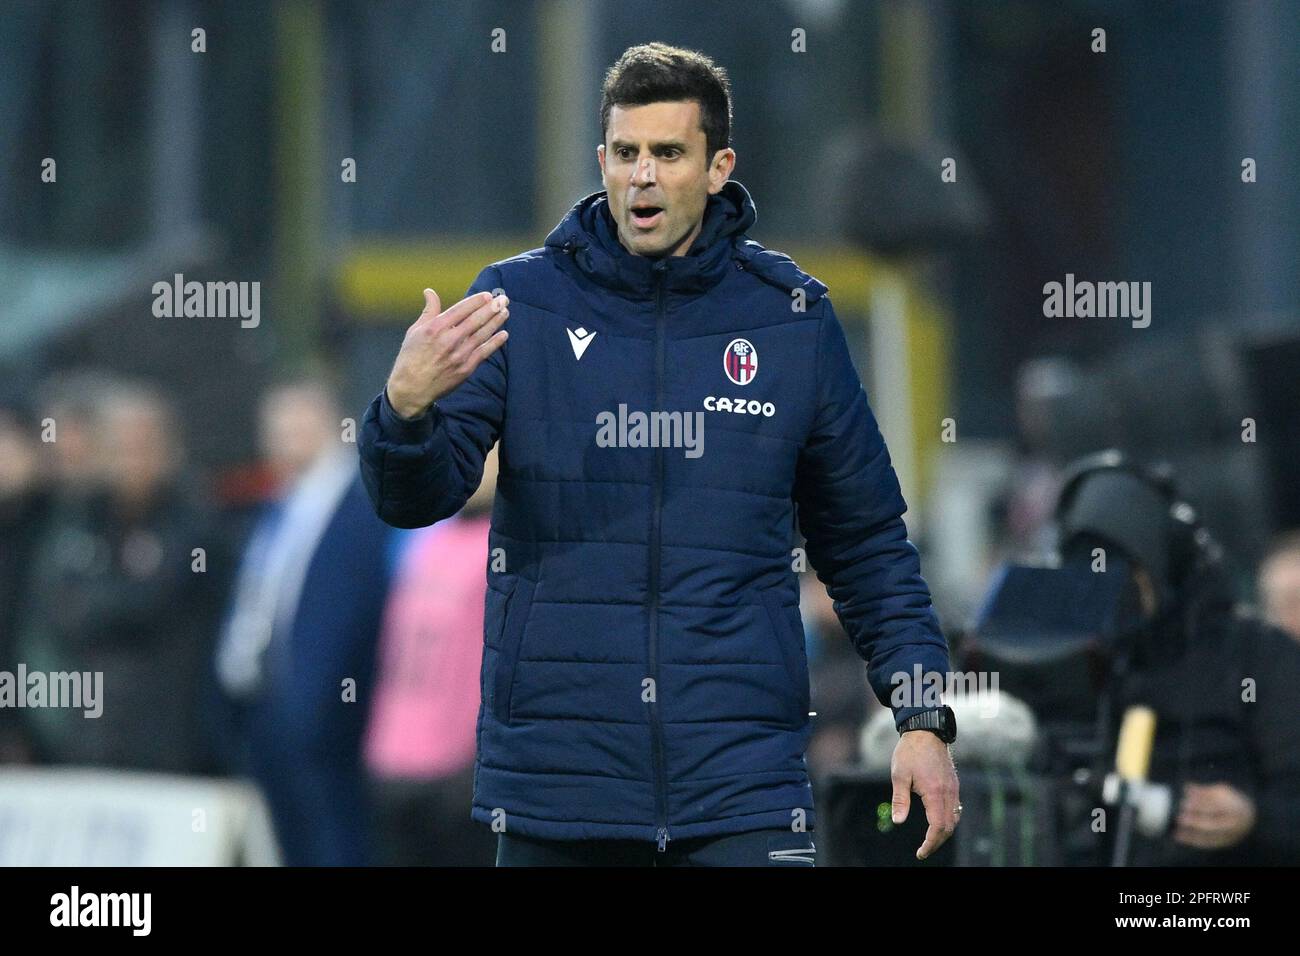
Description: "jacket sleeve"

(792, 295), (952, 730)
(358, 264), (506, 529)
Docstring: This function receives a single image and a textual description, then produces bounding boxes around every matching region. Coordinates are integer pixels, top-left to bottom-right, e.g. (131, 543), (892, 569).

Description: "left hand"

(891, 730), (961, 860)
(1173, 782), (1255, 850)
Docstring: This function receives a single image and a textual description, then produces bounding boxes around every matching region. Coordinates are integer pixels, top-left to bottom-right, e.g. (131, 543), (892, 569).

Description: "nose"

(630, 155), (656, 186)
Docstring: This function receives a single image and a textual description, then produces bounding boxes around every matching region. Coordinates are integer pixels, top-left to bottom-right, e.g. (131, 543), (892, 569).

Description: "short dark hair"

(599, 43), (733, 163)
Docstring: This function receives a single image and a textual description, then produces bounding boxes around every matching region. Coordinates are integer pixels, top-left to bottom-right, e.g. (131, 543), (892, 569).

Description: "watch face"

(940, 706), (956, 741)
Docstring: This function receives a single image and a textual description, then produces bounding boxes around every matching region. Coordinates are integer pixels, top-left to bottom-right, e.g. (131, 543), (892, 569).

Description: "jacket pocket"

(481, 579), (512, 714)
(759, 587), (811, 729)
(490, 576), (535, 725)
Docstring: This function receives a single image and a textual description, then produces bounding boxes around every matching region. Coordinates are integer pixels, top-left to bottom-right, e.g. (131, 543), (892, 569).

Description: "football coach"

(359, 42), (959, 866)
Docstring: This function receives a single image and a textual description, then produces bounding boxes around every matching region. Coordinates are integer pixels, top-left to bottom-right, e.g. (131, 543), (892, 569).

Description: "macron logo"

(567, 326), (596, 360)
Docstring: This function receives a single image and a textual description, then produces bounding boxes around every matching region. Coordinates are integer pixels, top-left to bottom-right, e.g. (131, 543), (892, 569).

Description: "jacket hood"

(544, 180), (829, 304)
(544, 180), (758, 298)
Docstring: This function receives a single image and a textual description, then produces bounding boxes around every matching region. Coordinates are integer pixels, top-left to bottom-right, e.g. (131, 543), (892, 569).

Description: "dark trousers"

(369, 767), (498, 867)
(496, 827), (816, 867)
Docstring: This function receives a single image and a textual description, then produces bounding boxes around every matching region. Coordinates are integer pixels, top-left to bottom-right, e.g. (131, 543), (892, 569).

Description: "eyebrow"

(609, 139), (689, 152)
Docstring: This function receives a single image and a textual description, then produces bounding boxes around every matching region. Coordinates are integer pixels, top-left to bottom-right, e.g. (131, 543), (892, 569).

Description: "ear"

(707, 148), (736, 194)
(596, 143), (606, 175)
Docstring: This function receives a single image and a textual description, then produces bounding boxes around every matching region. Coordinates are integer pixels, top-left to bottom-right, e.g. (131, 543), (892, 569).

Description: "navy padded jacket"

(358, 180), (951, 846)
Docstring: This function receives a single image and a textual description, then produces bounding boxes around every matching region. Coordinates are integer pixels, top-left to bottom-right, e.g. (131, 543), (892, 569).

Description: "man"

(359, 42), (958, 866)
(17, 380), (221, 772)
(1052, 456), (1300, 866)
(216, 377), (392, 865)
(0, 394), (51, 763)
(1257, 531), (1300, 644)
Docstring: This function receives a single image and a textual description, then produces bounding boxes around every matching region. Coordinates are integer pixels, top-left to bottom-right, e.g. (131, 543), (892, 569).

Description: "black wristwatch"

(898, 705), (957, 743)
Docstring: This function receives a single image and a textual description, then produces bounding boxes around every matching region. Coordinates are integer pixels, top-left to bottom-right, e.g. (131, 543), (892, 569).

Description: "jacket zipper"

(649, 261), (670, 853)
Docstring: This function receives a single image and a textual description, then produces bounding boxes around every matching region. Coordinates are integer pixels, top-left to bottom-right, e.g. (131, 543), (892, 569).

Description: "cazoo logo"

(703, 396), (776, 417)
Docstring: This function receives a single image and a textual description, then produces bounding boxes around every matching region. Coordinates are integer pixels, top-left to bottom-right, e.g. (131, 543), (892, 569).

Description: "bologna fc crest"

(724, 338), (758, 386)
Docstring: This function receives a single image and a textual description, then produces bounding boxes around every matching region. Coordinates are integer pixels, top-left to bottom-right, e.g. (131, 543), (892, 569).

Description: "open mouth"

(630, 205), (664, 228)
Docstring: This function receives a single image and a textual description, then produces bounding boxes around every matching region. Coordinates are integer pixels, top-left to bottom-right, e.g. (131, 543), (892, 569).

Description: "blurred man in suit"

(216, 377), (394, 865)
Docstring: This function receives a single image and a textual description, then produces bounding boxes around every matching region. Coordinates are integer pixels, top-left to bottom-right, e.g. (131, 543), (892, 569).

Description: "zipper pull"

(657, 827), (670, 852)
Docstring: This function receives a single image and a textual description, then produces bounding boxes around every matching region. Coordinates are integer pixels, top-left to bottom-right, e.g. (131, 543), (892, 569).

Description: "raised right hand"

(385, 288), (510, 420)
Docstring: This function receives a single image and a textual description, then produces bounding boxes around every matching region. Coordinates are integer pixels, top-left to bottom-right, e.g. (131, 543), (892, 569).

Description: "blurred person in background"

(38, 370), (120, 506)
(0, 395), (52, 763)
(1257, 531), (1300, 645)
(989, 357), (1076, 563)
(363, 446), (501, 867)
(214, 376), (393, 866)
(1051, 457), (1300, 866)
(8, 372), (115, 764)
(15, 378), (222, 773)
(799, 568), (877, 783)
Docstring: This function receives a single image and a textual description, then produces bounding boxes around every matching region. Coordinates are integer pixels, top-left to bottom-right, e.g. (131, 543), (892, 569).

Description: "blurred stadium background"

(1, 0), (1298, 865)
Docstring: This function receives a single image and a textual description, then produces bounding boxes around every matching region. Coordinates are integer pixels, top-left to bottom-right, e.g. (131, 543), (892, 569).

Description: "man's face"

(100, 403), (176, 504)
(597, 100), (735, 258)
(1260, 553), (1300, 644)
(259, 389), (336, 486)
(1131, 565), (1159, 620)
(0, 414), (39, 499)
